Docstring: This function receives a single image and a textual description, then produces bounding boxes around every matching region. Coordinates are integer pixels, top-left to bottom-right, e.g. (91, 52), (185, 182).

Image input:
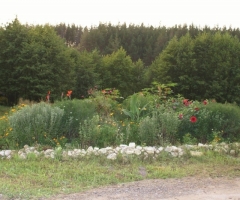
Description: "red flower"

(179, 113), (183, 119)
(203, 100), (207, 105)
(183, 99), (188, 104)
(194, 107), (199, 111)
(66, 90), (72, 97)
(183, 99), (191, 106)
(190, 116), (197, 123)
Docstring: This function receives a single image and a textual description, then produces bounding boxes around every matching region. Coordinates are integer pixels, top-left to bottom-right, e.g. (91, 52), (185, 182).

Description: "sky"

(1, 0), (239, 28)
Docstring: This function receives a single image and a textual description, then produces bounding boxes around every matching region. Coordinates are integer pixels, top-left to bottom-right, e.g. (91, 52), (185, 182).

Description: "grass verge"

(0, 151), (240, 199)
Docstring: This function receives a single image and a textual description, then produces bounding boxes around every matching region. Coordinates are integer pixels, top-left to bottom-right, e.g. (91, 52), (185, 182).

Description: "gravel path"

(49, 176), (240, 200)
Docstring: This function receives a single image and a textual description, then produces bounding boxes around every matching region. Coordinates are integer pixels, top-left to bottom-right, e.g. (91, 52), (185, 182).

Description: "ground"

(48, 176), (240, 200)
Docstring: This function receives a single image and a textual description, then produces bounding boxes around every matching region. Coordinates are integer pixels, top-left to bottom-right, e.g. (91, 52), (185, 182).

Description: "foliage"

(0, 18), (75, 104)
(102, 47), (135, 97)
(8, 102), (64, 148)
(0, 112), (11, 149)
(79, 115), (119, 148)
(205, 102), (240, 142)
(54, 99), (96, 140)
(122, 93), (149, 122)
(148, 32), (240, 104)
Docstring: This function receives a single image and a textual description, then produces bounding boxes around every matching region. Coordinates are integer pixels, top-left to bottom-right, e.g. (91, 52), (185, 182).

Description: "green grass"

(0, 151), (240, 199)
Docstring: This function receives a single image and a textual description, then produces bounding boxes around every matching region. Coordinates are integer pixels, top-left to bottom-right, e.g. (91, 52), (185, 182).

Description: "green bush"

(79, 115), (119, 148)
(138, 105), (181, 146)
(8, 102), (64, 148)
(54, 99), (96, 140)
(205, 102), (240, 142)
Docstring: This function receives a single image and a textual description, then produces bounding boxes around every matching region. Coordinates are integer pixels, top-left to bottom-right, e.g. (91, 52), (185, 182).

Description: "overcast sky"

(1, 0), (239, 28)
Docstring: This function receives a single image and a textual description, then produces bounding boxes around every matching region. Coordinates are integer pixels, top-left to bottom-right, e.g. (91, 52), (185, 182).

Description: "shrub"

(79, 115), (119, 148)
(0, 112), (11, 149)
(54, 99), (96, 140)
(138, 105), (181, 146)
(205, 102), (240, 142)
(8, 102), (64, 148)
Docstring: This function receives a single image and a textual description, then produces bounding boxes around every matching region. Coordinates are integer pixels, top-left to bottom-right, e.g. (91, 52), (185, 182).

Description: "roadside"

(48, 176), (240, 200)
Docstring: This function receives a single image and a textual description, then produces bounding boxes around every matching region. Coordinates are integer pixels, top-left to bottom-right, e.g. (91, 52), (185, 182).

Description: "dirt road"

(49, 176), (240, 200)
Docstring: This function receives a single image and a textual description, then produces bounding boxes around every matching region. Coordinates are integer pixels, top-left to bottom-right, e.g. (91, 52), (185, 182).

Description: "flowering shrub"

(1, 89), (240, 149)
(0, 112), (11, 149)
(54, 99), (96, 140)
(8, 102), (64, 148)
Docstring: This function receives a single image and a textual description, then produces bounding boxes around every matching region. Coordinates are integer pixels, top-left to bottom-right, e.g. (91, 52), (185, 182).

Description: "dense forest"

(1, 18), (240, 105)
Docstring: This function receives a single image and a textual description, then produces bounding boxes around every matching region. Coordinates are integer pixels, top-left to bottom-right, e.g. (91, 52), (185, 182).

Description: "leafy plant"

(8, 102), (64, 148)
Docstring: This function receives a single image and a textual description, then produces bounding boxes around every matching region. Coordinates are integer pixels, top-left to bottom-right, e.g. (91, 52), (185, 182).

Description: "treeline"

(1, 18), (240, 105)
(54, 22), (240, 66)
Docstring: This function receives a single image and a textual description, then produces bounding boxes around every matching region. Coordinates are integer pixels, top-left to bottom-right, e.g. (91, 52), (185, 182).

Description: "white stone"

(171, 146), (179, 152)
(107, 153), (117, 160)
(94, 147), (99, 151)
(144, 147), (155, 154)
(136, 146), (143, 150)
(134, 149), (142, 155)
(0, 151), (5, 156)
(45, 149), (54, 155)
(68, 151), (73, 156)
(230, 150), (236, 155)
(24, 145), (29, 149)
(125, 149), (135, 155)
(50, 153), (55, 159)
(165, 146), (172, 152)
(158, 147), (164, 152)
(4, 150), (11, 157)
(115, 147), (120, 152)
(171, 152), (178, 157)
(29, 147), (35, 151)
(129, 142), (136, 148)
(106, 147), (113, 150)
(98, 148), (107, 154)
(87, 146), (93, 152)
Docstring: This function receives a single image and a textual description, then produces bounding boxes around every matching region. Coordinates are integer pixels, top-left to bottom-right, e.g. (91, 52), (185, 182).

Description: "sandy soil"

(48, 176), (240, 200)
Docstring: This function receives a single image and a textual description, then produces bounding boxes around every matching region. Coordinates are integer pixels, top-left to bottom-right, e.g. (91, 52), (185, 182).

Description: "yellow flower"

(110, 113), (114, 116)
(5, 132), (9, 136)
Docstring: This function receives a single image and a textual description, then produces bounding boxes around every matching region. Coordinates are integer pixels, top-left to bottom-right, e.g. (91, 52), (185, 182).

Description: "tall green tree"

(73, 49), (102, 98)
(0, 19), (75, 104)
(148, 32), (240, 104)
(102, 47), (134, 97)
(0, 18), (29, 104)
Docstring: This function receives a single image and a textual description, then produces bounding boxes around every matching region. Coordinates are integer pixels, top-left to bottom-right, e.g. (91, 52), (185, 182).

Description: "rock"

(165, 146), (173, 153)
(98, 148), (107, 154)
(230, 150), (236, 155)
(107, 153), (117, 160)
(4, 150), (12, 157)
(129, 142), (136, 148)
(158, 147), (164, 152)
(0, 151), (5, 156)
(143, 147), (155, 154)
(87, 146), (93, 154)
(134, 149), (142, 155)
